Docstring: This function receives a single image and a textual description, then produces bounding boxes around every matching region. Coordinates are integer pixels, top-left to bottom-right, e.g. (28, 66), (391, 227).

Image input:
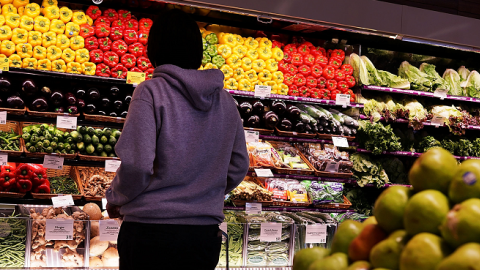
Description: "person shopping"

(105, 9), (249, 270)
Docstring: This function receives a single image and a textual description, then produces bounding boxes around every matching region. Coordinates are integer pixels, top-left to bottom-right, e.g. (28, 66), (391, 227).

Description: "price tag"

(43, 155), (64, 170)
(244, 130), (259, 143)
(99, 219), (120, 241)
(126, 71), (146, 85)
(220, 222), (228, 241)
(0, 153), (7, 166)
(51, 195), (74, 208)
(56, 115), (77, 130)
(0, 57), (8, 72)
(45, 219), (74, 240)
(102, 198), (107, 210)
(335, 94), (350, 107)
(325, 161), (340, 172)
(431, 116), (446, 127)
(245, 203), (262, 215)
(254, 85), (271, 98)
(305, 224), (327, 243)
(332, 136), (349, 148)
(260, 223), (282, 242)
(434, 89), (448, 100)
(0, 111), (6, 125)
(254, 168), (274, 177)
(105, 159), (121, 172)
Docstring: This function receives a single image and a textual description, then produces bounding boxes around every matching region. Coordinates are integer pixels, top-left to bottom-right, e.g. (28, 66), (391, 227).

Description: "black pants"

(118, 221), (222, 270)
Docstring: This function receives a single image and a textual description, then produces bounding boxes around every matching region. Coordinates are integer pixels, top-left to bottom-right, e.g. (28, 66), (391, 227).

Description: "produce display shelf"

(6, 115), (125, 129)
(362, 183), (412, 188)
(223, 205), (356, 213)
(356, 148), (480, 161)
(6, 155), (114, 168)
(226, 90), (364, 108)
(260, 135), (359, 146)
(246, 171), (356, 183)
(359, 115), (480, 131)
(0, 197), (101, 208)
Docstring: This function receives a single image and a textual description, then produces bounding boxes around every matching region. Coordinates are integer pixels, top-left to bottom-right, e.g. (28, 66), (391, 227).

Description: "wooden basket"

(313, 195), (352, 209)
(269, 196), (312, 207)
(77, 154), (120, 162)
(275, 127), (317, 138)
(267, 140), (315, 176)
(84, 113), (125, 124)
(232, 199), (273, 207)
(26, 107), (80, 118)
(317, 133), (356, 142)
(295, 145), (354, 179)
(0, 121), (24, 156)
(20, 122), (76, 159)
(31, 165), (84, 200)
(0, 106), (26, 116)
(75, 166), (115, 201)
(0, 191), (25, 198)
(243, 127), (274, 135)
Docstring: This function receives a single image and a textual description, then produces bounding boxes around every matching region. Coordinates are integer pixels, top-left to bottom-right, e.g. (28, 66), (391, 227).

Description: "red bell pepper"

(145, 68), (154, 80)
(294, 74), (306, 87)
(118, 10), (131, 21)
(341, 64), (354, 76)
(300, 41), (313, 47)
(86, 5), (102, 20)
(271, 40), (283, 49)
(345, 75), (356, 88)
(309, 46), (324, 57)
(111, 20), (126, 31)
(306, 76), (317, 88)
(144, 45), (148, 57)
(99, 37), (112, 51)
(328, 57), (342, 69)
(85, 36), (99, 51)
(80, 24), (95, 39)
(337, 80), (349, 92)
(288, 85), (299, 96)
(121, 53), (136, 69)
(33, 180), (50, 193)
(298, 65), (311, 77)
(123, 29), (138, 44)
(139, 18), (153, 31)
(104, 51), (119, 68)
(283, 44), (297, 54)
(321, 89), (330, 100)
(323, 65), (335, 80)
(303, 54), (315, 67)
(16, 179), (32, 193)
(137, 56), (151, 71)
(109, 26), (124, 41)
(310, 88), (320, 99)
(286, 64), (297, 75)
(299, 86), (310, 97)
(95, 23), (110, 38)
(126, 19), (139, 31)
(278, 60), (288, 73)
(331, 49), (345, 61)
(326, 49), (333, 59)
(30, 164), (47, 187)
(90, 49), (104, 63)
(297, 44), (310, 55)
(317, 77), (327, 89)
(327, 80), (337, 91)
(94, 16), (110, 27)
(283, 73), (295, 86)
(111, 64), (128, 79)
(104, 8), (119, 23)
(1, 162), (16, 173)
(96, 63), (111, 77)
(311, 65), (323, 78)
(16, 163), (32, 180)
(1, 171), (15, 190)
(291, 53), (303, 66)
(283, 52), (292, 63)
(334, 69), (346, 81)
(138, 30), (149, 45)
(130, 67), (142, 73)
(315, 55), (328, 68)
(330, 89), (340, 100)
(112, 40), (128, 57)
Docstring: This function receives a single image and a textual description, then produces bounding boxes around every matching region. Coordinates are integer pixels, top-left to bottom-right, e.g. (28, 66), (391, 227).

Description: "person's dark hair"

(147, 9), (203, 70)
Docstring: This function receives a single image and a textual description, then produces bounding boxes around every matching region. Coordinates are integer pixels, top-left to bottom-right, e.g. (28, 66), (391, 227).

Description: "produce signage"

(43, 155), (64, 170)
(0, 153), (7, 166)
(56, 115), (78, 130)
(0, 111), (6, 125)
(305, 224), (327, 243)
(51, 195), (75, 208)
(254, 168), (274, 177)
(260, 223), (282, 242)
(431, 116), (446, 127)
(99, 219), (120, 241)
(254, 85), (271, 99)
(335, 94), (350, 107)
(244, 130), (259, 143)
(45, 219), (74, 240)
(332, 136), (349, 148)
(245, 202), (262, 215)
(105, 159), (121, 172)
(0, 57), (8, 72)
(434, 88), (448, 100)
(126, 71), (146, 85)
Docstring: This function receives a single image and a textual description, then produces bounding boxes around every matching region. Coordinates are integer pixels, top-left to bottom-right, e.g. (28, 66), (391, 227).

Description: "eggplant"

(279, 118), (292, 131)
(50, 90), (64, 106)
(120, 111), (128, 118)
(109, 111), (118, 117)
(294, 121), (306, 133)
(21, 79), (38, 96)
(30, 97), (48, 112)
(97, 110), (106, 116)
(7, 95), (24, 109)
(312, 125), (318, 133)
(0, 77), (11, 94)
(87, 88), (101, 101)
(65, 92), (77, 105)
(287, 105), (301, 120)
(40, 86), (51, 97)
(124, 95), (132, 106)
(239, 102), (252, 117)
(110, 86), (120, 96)
(246, 115), (261, 128)
(113, 100), (123, 110)
(55, 107), (65, 113)
(252, 100), (265, 115)
(76, 99), (85, 109)
(271, 100), (287, 116)
(67, 106), (78, 114)
(324, 127), (331, 134)
(76, 88), (86, 99)
(84, 103), (96, 114)
(100, 97), (111, 108)
(263, 111), (279, 129)
(305, 124), (312, 133)
(317, 125), (323, 133)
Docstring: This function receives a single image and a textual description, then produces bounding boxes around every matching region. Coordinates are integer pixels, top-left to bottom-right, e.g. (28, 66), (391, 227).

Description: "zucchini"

(298, 104), (325, 120)
(331, 113), (345, 125)
(301, 112), (318, 126)
(314, 105), (333, 120)
(299, 112), (311, 124)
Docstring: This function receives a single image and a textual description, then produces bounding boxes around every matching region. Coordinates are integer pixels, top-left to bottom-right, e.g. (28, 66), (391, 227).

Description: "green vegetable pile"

(418, 136), (442, 153)
(351, 153), (389, 188)
(357, 120), (402, 154)
(74, 126), (121, 157)
(50, 176), (80, 195)
(0, 128), (20, 151)
(0, 214), (26, 268)
(22, 124), (75, 154)
(218, 211), (243, 267)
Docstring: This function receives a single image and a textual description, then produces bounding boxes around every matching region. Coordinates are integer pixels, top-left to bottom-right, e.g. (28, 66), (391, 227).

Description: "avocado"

(113, 130), (121, 139)
(104, 144), (112, 153)
(91, 135), (99, 146)
(86, 144), (95, 154)
(84, 134), (92, 144)
(77, 142), (85, 151)
(77, 126), (87, 134)
(103, 128), (112, 137)
(100, 151), (108, 157)
(100, 136), (108, 144)
(95, 128), (103, 137)
(87, 127), (95, 135)
(96, 143), (104, 153)
(108, 136), (117, 145)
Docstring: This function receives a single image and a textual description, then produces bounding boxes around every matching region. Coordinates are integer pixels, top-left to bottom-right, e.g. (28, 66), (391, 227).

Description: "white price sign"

(244, 130), (259, 143)
(335, 94), (350, 107)
(332, 136), (349, 148)
(254, 85), (271, 98)
(45, 219), (74, 240)
(99, 219), (120, 241)
(56, 115), (77, 130)
(434, 89), (448, 100)
(51, 195), (74, 208)
(43, 155), (64, 170)
(245, 202), (262, 215)
(220, 222), (228, 241)
(254, 168), (274, 177)
(431, 116), (446, 127)
(102, 198), (107, 210)
(105, 159), (121, 172)
(260, 223), (282, 242)
(305, 224), (327, 243)
(0, 111), (6, 125)
(0, 153), (7, 166)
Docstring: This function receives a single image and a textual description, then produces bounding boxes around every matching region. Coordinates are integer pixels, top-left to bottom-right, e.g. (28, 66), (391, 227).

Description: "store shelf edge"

(356, 148), (480, 161)
(246, 171), (356, 183)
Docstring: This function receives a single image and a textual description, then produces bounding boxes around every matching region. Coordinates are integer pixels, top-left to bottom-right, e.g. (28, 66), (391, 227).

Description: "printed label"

(0, 153), (7, 166)
(463, 172), (477, 186)
(335, 94), (350, 107)
(126, 71), (146, 85)
(102, 198), (107, 210)
(325, 161), (340, 172)
(248, 255), (264, 264)
(434, 88), (448, 100)
(332, 136), (349, 148)
(244, 130), (259, 143)
(45, 219), (74, 240)
(260, 223), (282, 242)
(271, 257), (288, 265)
(290, 193), (308, 202)
(431, 116), (446, 127)
(51, 195), (74, 208)
(0, 57), (8, 72)
(56, 115), (77, 130)
(99, 219), (120, 241)
(0, 111), (6, 125)
(43, 155), (64, 170)
(305, 224), (327, 243)
(246, 203), (262, 215)
(254, 85), (271, 98)
(105, 159), (121, 172)
(254, 168), (274, 177)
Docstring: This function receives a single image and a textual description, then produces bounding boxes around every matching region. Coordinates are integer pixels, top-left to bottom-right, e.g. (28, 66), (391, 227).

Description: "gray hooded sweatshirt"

(105, 64), (249, 225)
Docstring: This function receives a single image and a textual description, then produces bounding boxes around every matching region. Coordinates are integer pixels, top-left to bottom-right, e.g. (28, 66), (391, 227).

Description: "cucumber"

(299, 112), (311, 124)
(331, 113), (345, 124)
(301, 112), (318, 126)
(298, 104), (325, 120)
(314, 106), (333, 120)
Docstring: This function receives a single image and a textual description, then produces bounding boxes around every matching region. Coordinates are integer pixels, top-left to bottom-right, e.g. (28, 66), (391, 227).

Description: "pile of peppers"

(0, 163), (50, 194)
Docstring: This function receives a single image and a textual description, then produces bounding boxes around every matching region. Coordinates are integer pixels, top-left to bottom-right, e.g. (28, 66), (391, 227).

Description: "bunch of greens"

(457, 139), (474, 157)
(351, 153), (389, 188)
(378, 70), (411, 89)
(442, 69), (463, 96)
(419, 63), (449, 90)
(441, 138), (457, 154)
(418, 136), (442, 153)
(465, 71), (480, 98)
(398, 61), (433, 91)
(357, 120), (402, 154)
(458, 66), (471, 88)
(348, 53), (370, 86)
(218, 211), (244, 267)
(380, 157), (409, 184)
(393, 128), (416, 152)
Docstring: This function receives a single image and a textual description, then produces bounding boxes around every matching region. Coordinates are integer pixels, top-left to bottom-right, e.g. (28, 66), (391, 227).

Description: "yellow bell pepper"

(24, 3), (39, 18)
(244, 69), (257, 82)
(241, 57), (252, 71)
(66, 61), (81, 74)
(51, 59), (65, 72)
(257, 37), (272, 48)
(75, 48), (89, 63)
(265, 59), (278, 73)
(252, 80), (263, 89)
(232, 45), (247, 58)
(252, 59), (266, 73)
(202, 63), (218, 70)
(42, 31), (56, 47)
(220, 64), (233, 79)
(272, 71), (284, 84)
(234, 35), (243, 46)
(42, 5), (59, 20)
(264, 81), (278, 94)
(19, 15), (33, 31)
(71, 11), (86, 25)
(246, 49), (258, 61)
(2, 5), (17, 16)
(258, 70), (272, 82)
(86, 15), (93, 26)
(0, 0), (13, 5)
(238, 78), (252, 92)
(12, 0), (28, 8)
(0, 26), (12, 41)
(69, 35), (83, 50)
(37, 58), (51, 71)
(27, 31), (41, 46)
(217, 44), (232, 59)
(46, 45), (61, 60)
(8, 53), (21, 67)
(1, 40), (14, 56)
(11, 28), (27, 44)
(15, 43), (32, 58)
(55, 34), (69, 50)
(271, 47), (284, 62)
(224, 78), (238, 90)
(81, 61), (95, 75)
(278, 83), (288, 95)
(41, 0), (57, 8)
(33, 45), (46, 60)
(233, 67), (244, 81)
(34, 16), (50, 32)
(244, 37), (259, 49)
(65, 22), (79, 38)
(258, 46), (272, 61)
(22, 57), (37, 69)
(219, 33), (236, 47)
(5, 14), (20, 29)
(59, 7), (72, 24)
(226, 54), (241, 69)
(0, 15), (5, 26)
(61, 48), (74, 63)
(50, 19), (64, 35)
(18, 6), (24, 16)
